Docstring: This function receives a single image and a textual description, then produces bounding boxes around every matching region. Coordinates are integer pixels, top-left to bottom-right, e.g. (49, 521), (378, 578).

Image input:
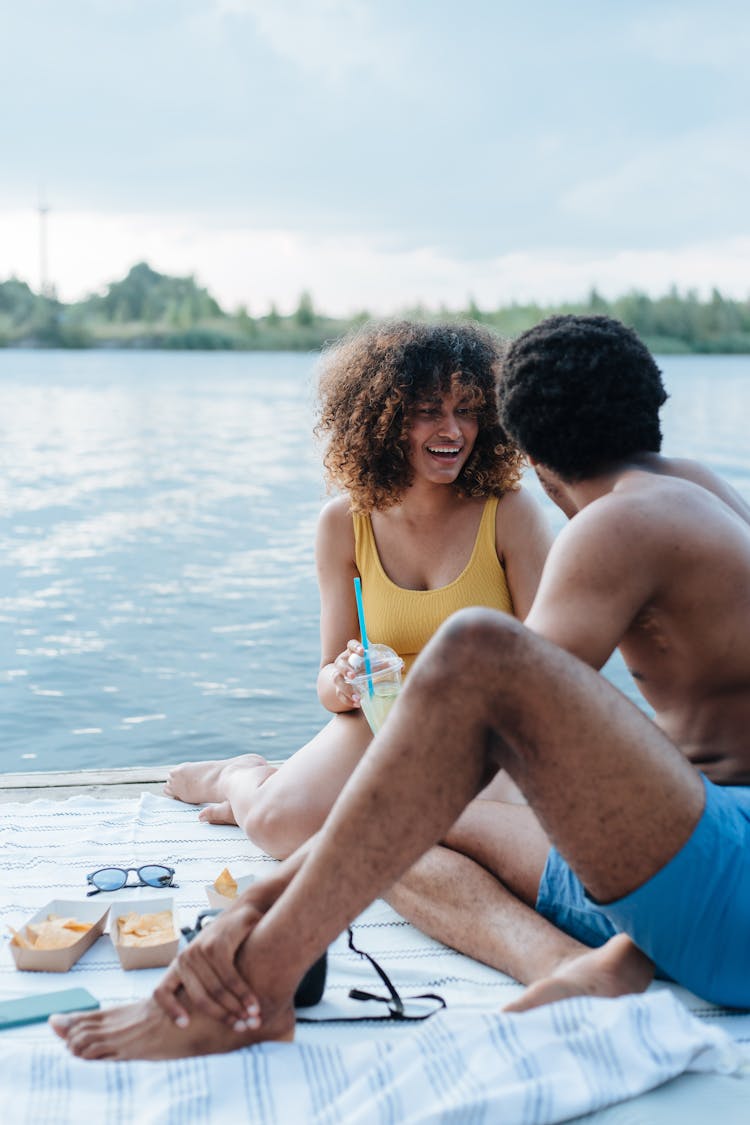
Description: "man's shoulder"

(564, 469), (749, 564)
(552, 488), (685, 583)
(658, 457), (750, 525)
(587, 464), (737, 525)
(570, 487), (662, 536)
(547, 499), (651, 591)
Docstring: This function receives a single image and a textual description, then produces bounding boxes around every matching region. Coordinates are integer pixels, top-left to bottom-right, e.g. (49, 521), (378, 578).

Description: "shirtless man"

(52, 314), (750, 1060)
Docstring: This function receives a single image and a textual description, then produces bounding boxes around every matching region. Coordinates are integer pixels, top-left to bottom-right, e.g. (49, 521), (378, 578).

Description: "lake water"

(2, 349), (750, 775)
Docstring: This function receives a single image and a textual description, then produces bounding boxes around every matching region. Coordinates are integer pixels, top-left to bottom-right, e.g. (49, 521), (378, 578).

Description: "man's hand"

(154, 897), (264, 1031)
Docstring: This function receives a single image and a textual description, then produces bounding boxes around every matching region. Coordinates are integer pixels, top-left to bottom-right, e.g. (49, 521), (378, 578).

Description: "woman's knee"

(242, 783), (292, 857)
(242, 781), (324, 859)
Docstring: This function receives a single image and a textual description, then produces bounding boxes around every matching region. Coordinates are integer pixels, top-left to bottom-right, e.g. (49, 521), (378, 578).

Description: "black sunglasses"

(86, 864), (178, 896)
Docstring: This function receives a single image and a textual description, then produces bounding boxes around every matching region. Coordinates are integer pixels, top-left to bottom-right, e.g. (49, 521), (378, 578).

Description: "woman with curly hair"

(165, 320), (551, 861)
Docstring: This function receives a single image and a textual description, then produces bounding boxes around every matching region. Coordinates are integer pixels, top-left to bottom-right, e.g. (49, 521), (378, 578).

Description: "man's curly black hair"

(500, 315), (668, 481)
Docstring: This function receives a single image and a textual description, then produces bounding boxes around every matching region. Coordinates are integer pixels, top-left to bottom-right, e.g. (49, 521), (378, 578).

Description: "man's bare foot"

(164, 754), (276, 809)
(503, 934), (654, 1013)
(49, 995), (295, 1061)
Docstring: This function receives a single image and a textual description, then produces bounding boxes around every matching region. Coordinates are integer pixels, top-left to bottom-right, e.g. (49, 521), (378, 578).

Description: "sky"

(2, 0), (749, 315)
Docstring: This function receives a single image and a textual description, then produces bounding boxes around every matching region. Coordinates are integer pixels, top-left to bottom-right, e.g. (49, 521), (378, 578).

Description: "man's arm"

(524, 497), (659, 669)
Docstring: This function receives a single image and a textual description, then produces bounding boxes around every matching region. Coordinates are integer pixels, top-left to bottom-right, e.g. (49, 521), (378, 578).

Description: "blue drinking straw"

(353, 577), (374, 696)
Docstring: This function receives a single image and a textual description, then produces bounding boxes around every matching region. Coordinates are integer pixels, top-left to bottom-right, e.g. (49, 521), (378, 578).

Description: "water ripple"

(3, 351), (748, 773)
(0, 350), (326, 771)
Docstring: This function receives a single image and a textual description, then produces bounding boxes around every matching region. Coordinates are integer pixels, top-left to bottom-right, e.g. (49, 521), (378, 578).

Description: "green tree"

(586, 287), (608, 313)
(0, 278), (38, 324)
(466, 295), (483, 322)
(294, 291), (315, 327)
(235, 305), (257, 337)
(86, 262), (223, 325)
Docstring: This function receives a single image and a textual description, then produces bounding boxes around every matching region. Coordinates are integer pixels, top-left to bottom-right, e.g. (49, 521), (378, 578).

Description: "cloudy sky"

(2, 0), (749, 314)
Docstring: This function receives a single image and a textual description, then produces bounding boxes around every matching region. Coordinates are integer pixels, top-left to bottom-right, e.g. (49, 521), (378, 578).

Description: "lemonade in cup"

(349, 644), (404, 735)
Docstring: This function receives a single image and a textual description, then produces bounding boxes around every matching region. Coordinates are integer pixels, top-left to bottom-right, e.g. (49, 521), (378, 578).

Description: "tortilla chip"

(213, 867), (238, 899)
(117, 910), (175, 947)
(8, 925), (33, 949)
(57, 915), (90, 930)
(10, 914), (93, 950)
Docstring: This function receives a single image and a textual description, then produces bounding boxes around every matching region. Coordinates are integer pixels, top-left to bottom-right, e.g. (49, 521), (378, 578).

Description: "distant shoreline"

(3, 261), (750, 354)
(4, 338), (750, 356)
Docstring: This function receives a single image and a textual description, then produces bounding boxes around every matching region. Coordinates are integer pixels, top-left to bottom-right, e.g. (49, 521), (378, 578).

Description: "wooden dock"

(0, 766), (171, 802)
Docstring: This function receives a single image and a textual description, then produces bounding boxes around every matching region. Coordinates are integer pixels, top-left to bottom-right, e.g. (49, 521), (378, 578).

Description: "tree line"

(2, 261), (750, 353)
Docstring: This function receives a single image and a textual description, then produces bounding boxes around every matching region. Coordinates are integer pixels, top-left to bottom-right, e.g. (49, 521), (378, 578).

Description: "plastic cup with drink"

(350, 577), (404, 735)
(348, 643), (405, 735)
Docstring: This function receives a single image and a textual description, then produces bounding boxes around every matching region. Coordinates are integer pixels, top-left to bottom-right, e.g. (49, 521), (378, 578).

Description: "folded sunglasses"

(86, 865), (177, 896)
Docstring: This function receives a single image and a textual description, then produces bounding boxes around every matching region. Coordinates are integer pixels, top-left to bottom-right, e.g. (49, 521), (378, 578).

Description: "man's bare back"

(620, 459), (750, 782)
(527, 454), (750, 784)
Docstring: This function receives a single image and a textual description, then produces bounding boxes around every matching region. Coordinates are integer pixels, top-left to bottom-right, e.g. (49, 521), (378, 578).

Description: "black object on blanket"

(293, 950), (329, 1007)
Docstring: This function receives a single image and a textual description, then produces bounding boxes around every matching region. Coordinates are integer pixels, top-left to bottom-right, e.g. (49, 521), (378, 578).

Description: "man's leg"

(388, 802), (575, 981)
(236, 610), (702, 1012)
(53, 609), (686, 1060)
(389, 799), (651, 1004)
(387, 840), (593, 985)
(167, 704), (616, 986)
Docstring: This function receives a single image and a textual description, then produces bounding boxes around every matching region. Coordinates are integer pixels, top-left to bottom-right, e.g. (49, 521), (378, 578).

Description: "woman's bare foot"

(198, 799), (237, 826)
(503, 934), (654, 1013)
(164, 754), (276, 809)
(49, 994), (295, 1061)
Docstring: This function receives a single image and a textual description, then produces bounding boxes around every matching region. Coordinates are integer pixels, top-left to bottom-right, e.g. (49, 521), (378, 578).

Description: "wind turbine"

(38, 189), (51, 297)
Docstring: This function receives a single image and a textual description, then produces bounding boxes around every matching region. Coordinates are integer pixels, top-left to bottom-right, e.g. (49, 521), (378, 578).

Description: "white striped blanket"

(0, 794), (747, 1124)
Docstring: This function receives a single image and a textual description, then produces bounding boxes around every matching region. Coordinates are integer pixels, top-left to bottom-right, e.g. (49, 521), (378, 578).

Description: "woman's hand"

(330, 639), (365, 708)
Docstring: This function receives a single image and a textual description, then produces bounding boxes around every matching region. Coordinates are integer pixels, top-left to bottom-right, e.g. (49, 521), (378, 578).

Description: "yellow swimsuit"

(352, 496), (514, 674)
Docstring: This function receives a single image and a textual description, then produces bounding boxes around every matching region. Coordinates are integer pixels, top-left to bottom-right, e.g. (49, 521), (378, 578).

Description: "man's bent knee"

(433, 605), (516, 646)
(401, 610), (536, 728)
(428, 608), (531, 678)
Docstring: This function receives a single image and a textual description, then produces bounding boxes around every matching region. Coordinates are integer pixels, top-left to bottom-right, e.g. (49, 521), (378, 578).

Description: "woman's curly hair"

(315, 320), (524, 511)
(500, 315), (668, 481)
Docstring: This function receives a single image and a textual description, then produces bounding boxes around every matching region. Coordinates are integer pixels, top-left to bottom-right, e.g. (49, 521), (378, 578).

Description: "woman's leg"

(165, 712), (374, 858)
(164, 754), (277, 825)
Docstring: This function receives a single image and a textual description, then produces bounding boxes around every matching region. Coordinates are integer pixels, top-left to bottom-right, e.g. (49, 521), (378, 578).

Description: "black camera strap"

(297, 927), (446, 1025)
(183, 912), (446, 1026)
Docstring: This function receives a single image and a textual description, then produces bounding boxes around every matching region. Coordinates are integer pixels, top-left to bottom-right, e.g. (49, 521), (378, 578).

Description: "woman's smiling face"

(407, 387), (480, 485)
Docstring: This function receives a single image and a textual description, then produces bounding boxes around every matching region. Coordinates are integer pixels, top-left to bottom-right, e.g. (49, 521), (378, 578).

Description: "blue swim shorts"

(536, 775), (750, 1008)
